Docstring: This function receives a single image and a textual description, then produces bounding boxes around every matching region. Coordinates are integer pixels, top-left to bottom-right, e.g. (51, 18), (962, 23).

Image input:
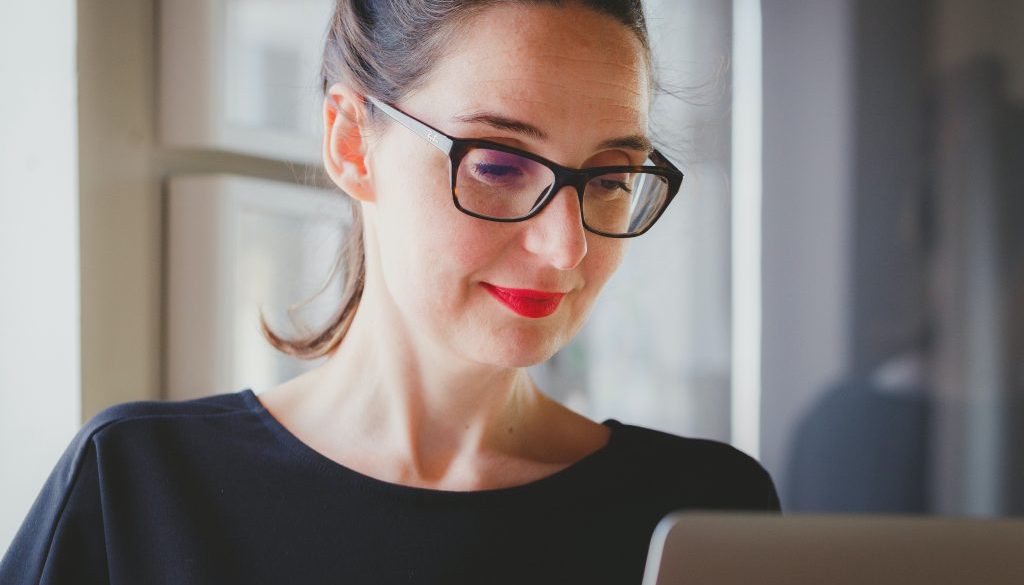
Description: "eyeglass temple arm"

(364, 96), (455, 155)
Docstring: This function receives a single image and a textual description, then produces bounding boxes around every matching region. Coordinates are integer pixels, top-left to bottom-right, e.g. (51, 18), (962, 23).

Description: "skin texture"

(259, 3), (652, 491)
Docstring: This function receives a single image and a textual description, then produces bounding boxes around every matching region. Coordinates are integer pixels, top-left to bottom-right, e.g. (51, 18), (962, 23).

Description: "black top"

(1, 388), (781, 585)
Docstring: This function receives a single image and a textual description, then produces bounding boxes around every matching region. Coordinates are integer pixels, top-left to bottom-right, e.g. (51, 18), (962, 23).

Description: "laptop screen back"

(642, 512), (1024, 585)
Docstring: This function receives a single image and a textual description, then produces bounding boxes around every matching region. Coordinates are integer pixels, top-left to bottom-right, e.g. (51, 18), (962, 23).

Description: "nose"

(522, 184), (588, 270)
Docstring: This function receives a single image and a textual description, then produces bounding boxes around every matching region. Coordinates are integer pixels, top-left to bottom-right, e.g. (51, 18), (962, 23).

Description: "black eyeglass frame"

(364, 95), (684, 238)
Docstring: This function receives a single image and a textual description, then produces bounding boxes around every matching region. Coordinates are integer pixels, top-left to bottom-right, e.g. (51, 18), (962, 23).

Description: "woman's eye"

(472, 163), (522, 180)
(594, 178), (632, 194)
(602, 179), (629, 191)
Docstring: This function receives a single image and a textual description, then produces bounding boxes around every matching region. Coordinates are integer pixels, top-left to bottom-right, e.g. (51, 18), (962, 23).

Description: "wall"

(0, 0), (82, 553)
(761, 0), (1024, 515)
(927, 0), (1024, 516)
(931, 0), (1024, 102)
(760, 0), (854, 505)
(78, 0), (164, 416)
(849, 0), (928, 374)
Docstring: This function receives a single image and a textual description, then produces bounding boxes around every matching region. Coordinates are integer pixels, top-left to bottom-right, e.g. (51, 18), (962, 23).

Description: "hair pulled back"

(261, 0), (652, 359)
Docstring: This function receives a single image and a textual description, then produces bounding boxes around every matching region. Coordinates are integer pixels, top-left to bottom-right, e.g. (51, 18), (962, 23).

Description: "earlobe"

(323, 83), (374, 202)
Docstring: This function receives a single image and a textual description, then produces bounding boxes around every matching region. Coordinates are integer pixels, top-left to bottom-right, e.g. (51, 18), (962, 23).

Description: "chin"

(469, 326), (567, 369)
(484, 350), (555, 370)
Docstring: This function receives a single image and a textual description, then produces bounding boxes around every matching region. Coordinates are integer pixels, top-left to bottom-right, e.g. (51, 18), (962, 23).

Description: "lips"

(481, 283), (566, 318)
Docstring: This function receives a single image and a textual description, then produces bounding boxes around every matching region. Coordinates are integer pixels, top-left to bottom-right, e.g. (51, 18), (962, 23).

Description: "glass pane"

(455, 148), (555, 218)
(582, 171), (669, 235)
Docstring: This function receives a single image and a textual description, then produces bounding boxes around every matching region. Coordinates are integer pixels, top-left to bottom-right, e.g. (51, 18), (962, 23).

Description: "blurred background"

(1, 0), (1021, 552)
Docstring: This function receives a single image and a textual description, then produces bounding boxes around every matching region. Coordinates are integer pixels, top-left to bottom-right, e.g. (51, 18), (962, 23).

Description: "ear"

(323, 83), (375, 203)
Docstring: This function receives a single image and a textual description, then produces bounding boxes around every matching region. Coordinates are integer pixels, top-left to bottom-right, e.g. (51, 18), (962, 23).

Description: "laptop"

(641, 512), (1024, 585)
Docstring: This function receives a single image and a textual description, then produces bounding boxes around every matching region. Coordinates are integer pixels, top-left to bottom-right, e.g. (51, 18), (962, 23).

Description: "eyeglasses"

(364, 96), (683, 238)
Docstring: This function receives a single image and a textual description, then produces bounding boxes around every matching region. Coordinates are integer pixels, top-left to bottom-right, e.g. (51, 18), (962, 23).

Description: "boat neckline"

(239, 387), (623, 499)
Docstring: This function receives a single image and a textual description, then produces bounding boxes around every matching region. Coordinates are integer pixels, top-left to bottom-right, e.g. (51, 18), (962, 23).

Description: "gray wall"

(762, 0), (1024, 515)
(760, 0), (854, 507)
(0, 0), (81, 554)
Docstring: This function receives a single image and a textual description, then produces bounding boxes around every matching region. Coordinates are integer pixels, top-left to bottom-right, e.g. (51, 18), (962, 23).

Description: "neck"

(303, 271), (549, 479)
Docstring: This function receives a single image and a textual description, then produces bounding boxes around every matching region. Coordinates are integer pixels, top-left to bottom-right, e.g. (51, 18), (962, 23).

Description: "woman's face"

(362, 3), (651, 369)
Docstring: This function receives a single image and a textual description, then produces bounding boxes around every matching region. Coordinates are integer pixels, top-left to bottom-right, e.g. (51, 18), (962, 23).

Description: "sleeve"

(689, 438), (784, 514)
(0, 421), (111, 584)
(752, 463), (783, 513)
(726, 445), (783, 513)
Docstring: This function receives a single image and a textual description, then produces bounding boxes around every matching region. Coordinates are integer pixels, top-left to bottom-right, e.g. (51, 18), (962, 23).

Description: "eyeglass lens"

(453, 147), (669, 236)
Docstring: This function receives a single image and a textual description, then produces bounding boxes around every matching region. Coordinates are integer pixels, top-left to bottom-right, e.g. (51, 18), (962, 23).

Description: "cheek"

(556, 237), (627, 341)
(584, 236), (628, 290)
(446, 216), (508, 274)
(374, 158), (501, 313)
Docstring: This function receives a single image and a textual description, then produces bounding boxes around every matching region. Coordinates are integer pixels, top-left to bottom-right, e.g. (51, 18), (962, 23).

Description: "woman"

(0, 1), (780, 583)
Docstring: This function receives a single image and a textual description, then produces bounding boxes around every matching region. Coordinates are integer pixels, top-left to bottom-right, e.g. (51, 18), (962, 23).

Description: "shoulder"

(611, 420), (782, 512)
(0, 389), (254, 581)
(51, 390), (255, 483)
(83, 389), (248, 439)
(614, 421), (769, 480)
(62, 389), (251, 470)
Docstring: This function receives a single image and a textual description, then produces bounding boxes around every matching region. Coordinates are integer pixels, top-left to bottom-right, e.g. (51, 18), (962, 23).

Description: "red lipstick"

(481, 283), (566, 318)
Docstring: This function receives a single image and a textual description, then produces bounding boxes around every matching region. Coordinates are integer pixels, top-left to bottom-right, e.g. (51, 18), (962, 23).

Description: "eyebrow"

(451, 111), (654, 155)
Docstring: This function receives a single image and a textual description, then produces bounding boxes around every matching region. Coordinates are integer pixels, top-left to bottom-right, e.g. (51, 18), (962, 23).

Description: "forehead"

(407, 3), (651, 152)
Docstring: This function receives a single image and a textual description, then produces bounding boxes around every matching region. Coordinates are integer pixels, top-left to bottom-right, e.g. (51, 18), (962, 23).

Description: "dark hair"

(261, 0), (653, 359)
